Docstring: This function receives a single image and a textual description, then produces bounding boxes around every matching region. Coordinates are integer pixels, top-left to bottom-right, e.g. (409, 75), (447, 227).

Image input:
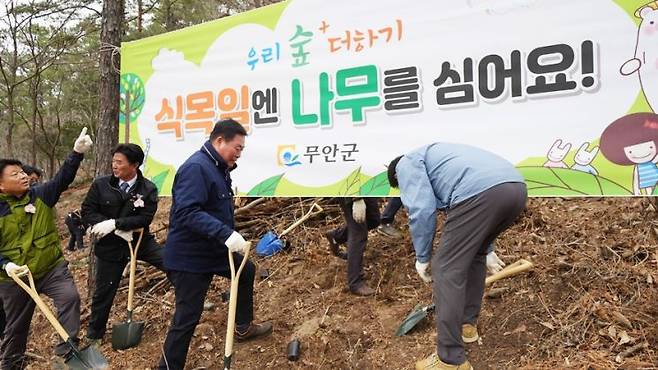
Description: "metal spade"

(111, 229), (145, 350)
(9, 266), (108, 369)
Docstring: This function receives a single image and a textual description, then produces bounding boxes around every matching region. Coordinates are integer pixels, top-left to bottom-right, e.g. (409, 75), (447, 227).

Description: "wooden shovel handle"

(127, 228), (144, 312)
(485, 259), (533, 286)
(279, 203), (323, 238)
(224, 243), (251, 361)
(8, 266), (71, 341)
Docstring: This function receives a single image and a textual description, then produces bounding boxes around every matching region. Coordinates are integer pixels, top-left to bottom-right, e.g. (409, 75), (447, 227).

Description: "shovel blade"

(256, 231), (284, 257)
(65, 344), (109, 370)
(111, 320), (145, 350)
(395, 304), (435, 337)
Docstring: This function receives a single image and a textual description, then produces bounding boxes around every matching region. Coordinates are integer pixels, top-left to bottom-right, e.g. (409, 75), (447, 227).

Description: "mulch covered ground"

(21, 187), (658, 369)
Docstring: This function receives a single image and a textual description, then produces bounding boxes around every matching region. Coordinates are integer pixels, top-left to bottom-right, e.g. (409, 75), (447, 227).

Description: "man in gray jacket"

(388, 143), (526, 370)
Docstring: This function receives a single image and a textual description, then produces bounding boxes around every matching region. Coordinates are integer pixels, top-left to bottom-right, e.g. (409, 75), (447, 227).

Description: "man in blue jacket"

(158, 119), (272, 370)
(388, 143), (526, 370)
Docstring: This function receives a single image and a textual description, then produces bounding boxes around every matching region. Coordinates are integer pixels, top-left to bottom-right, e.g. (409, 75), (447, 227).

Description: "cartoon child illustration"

(543, 139), (571, 168)
(600, 112), (658, 195)
(620, 1), (658, 112)
(571, 142), (599, 175)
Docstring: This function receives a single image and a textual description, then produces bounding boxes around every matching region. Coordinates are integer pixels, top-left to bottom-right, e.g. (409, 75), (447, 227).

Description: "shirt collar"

(202, 140), (237, 172)
(119, 174), (138, 189)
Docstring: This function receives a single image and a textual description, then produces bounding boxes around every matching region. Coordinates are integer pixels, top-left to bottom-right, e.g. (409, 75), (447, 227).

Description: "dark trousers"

(0, 305), (4, 340)
(67, 230), (85, 251)
(157, 253), (255, 370)
(433, 182), (527, 365)
(329, 198), (380, 290)
(87, 238), (164, 340)
(0, 262), (80, 370)
(381, 197), (403, 224)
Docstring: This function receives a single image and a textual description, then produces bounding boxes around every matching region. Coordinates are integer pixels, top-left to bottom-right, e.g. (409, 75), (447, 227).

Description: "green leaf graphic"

(519, 167), (631, 196)
(248, 174), (284, 196)
(359, 171), (390, 196)
(338, 167), (361, 196)
(150, 170), (169, 191)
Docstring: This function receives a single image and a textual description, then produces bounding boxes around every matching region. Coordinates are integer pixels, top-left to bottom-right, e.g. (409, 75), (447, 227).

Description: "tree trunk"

(30, 75), (41, 166)
(95, 0), (124, 177)
(163, 0), (175, 31)
(6, 96), (15, 159)
(137, 0), (143, 33)
(91, 0), (124, 301)
(48, 151), (56, 180)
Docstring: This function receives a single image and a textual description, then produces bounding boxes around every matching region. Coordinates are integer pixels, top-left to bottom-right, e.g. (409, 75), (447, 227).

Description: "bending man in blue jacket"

(388, 143), (526, 370)
(158, 119), (272, 370)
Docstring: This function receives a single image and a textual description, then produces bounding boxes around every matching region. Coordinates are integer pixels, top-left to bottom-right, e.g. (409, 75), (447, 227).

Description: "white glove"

(225, 231), (250, 254)
(73, 127), (93, 154)
(3, 262), (20, 275)
(415, 260), (432, 283)
(352, 199), (366, 223)
(486, 251), (506, 274)
(90, 219), (116, 238)
(114, 229), (133, 242)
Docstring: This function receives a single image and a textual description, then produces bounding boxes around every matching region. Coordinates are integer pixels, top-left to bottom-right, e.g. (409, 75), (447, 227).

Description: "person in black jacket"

(21, 165), (43, 186)
(81, 143), (164, 345)
(325, 197), (381, 296)
(64, 210), (85, 251)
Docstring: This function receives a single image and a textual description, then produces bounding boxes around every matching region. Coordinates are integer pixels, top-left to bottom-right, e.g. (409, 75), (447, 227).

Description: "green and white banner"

(121, 0), (658, 197)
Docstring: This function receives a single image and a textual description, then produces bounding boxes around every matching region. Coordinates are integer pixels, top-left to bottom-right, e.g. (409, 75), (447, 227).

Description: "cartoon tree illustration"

(119, 73), (145, 142)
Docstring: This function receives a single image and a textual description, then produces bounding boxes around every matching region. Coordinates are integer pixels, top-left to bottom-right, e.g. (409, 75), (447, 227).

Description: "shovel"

(256, 202), (323, 257)
(8, 266), (108, 369)
(395, 258), (534, 336)
(395, 302), (435, 336)
(224, 243), (251, 370)
(484, 258), (533, 286)
(111, 228), (145, 350)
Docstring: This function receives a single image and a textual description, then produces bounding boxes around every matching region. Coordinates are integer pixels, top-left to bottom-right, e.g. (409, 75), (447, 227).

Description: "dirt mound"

(21, 189), (658, 369)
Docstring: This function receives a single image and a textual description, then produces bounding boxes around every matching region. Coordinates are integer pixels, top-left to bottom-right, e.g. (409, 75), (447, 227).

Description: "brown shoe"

(235, 321), (273, 342)
(415, 353), (473, 370)
(351, 284), (375, 296)
(84, 337), (102, 348)
(461, 323), (479, 343)
(377, 223), (403, 238)
(325, 232), (347, 260)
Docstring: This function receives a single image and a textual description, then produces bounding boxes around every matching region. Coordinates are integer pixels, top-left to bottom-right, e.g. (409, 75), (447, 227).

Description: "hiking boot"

(84, 337), (102, 348)
(462, 323), (479, 343)
(350, 284), (375, 296)
(324, 232), (347, 260)
(235, 321), (273, 342)
(54, 337), (80, 357)
(415, 353), (473, 370)
(377, 223), (402, 238)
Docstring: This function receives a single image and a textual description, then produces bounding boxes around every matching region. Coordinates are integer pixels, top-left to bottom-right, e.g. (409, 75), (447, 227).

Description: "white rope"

(100, 41), (121, 74)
